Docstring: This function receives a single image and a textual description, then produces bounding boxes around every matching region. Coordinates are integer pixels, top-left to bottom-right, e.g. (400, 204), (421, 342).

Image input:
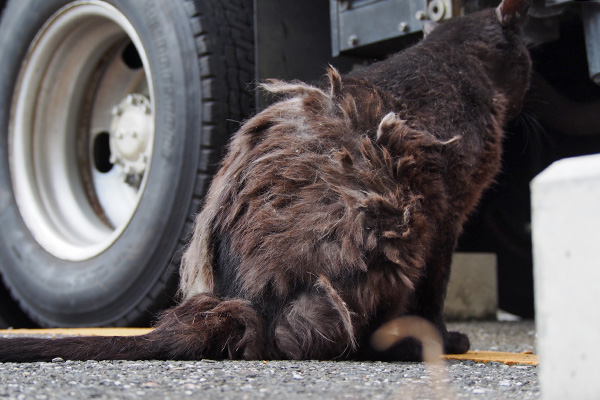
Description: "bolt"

(115, 130), (124, 140)
(398, 22), (409, 32)
(126, 94), (138, 105)
(416, 10), (427, 20)
(348, 35), (359, 47)
(132, 131), (138, 139)
(339, 1), (350, 11)
(144, 104), (152, 115)
(111, 105), (123, 116)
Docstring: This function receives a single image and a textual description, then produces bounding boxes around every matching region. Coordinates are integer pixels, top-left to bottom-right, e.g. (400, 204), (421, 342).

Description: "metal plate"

(331, 0), (427, 55)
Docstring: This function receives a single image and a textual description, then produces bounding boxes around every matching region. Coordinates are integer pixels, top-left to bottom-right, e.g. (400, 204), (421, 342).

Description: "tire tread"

(125, 0), (254, 326)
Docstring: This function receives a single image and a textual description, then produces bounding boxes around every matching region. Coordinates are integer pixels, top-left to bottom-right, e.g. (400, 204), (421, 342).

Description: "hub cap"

(9, 1), (155, 261)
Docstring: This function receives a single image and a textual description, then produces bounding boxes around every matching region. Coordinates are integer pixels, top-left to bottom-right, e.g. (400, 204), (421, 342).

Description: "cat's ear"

(422, 21), (439, 37)
(496, 0), (530, 29)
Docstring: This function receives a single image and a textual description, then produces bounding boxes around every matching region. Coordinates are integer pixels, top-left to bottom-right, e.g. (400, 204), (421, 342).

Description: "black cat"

(0, 0), (531, 362)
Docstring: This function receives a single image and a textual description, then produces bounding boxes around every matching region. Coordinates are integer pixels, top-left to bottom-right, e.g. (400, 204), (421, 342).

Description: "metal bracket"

(330, 0), (427, 56)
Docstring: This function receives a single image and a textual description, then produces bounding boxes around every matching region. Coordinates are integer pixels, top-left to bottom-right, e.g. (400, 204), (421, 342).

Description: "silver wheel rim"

(9, 1), (155, 261)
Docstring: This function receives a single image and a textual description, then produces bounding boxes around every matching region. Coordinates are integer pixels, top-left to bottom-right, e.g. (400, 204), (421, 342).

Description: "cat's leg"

(408, 232), (470, 354)
(273, 275), (359, 360)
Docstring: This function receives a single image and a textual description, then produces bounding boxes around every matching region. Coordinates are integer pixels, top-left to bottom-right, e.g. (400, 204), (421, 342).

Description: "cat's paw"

(369, 337), (424, 362)
(444, 331), (470, 354)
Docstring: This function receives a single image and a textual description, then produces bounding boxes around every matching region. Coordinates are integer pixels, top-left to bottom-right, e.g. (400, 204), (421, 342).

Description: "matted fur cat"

(0, 0), (531, 362)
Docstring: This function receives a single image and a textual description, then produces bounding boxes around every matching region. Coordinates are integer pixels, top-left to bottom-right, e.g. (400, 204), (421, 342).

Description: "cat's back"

(347, 7), (529, 139)
(188, 69), (447, 300)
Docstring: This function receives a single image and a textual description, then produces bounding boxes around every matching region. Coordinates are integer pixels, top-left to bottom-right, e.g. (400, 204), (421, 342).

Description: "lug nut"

(126, 94), (137, 105)
(111, 105), (123, 116)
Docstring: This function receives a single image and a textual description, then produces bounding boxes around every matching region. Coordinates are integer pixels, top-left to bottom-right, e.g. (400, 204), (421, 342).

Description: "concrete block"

(531, 154), (600, 400)
(444, 253), (497, 321)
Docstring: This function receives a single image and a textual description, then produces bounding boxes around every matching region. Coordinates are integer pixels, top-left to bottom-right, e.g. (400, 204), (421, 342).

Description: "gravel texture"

(0, 321), (538, 399)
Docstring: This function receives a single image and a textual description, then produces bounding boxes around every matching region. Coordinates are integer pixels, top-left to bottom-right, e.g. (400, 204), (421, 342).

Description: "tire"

(0, 278), (36, 329)
(0, 0), (34, 331)
(0, 0), (254, 327)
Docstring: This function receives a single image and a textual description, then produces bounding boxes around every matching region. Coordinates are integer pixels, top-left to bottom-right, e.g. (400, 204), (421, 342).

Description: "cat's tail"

(0, 335), (161, 362)
(0, 294), (266, 362)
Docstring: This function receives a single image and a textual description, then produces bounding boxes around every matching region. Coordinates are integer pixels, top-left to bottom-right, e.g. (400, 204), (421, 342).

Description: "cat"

(0, 0), (531, 362)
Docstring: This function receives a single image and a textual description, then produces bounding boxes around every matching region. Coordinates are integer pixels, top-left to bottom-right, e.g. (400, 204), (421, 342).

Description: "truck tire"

(0, 0), (254, 327)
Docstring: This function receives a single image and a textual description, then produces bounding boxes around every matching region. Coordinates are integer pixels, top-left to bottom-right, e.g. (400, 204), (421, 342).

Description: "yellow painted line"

(444, 350), (538, 366)
(0, 328), (153, 337)
(1, 329), (538, 365)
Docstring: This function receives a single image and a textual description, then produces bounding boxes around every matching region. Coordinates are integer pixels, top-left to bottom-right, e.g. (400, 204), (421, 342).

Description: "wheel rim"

(9, 1), (155, 261)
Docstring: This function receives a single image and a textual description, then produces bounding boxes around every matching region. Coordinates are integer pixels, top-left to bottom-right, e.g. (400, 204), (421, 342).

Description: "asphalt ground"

(0, 321), (538, 399)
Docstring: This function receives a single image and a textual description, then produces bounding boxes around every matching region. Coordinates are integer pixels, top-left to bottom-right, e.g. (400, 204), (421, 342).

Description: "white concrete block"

(444, 253), (497, 321)
(531, 154), (600, 400)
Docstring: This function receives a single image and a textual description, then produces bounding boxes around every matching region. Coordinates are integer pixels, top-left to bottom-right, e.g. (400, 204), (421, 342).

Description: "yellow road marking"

(1, 329), (538, 365)
(0, 328), (153, 337)
(444, 350), (538, 366)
